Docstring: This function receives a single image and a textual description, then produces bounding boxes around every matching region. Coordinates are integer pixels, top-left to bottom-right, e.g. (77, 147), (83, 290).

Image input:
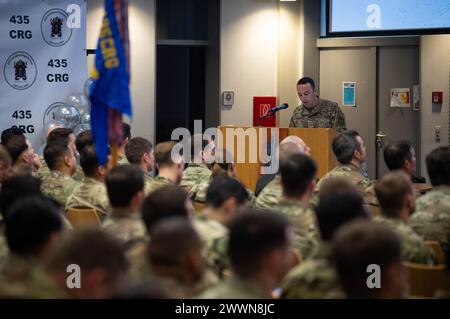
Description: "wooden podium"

(217, 126), (338, 191)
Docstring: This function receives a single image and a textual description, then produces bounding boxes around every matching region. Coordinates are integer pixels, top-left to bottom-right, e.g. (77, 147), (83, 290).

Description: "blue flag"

(90, 0), (131, 165)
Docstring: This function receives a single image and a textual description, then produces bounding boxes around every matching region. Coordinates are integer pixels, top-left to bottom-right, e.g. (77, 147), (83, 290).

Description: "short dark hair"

(141, 185), (190, 233)
(228, 208), (290, 278)
(333, 220), (402, 298)
(105, 165), (144, 207)
(205, 177), (249, 208)
(332, 130), (361, 164)
(80, 144), (101, 177)
(280, 153), (317, 197)
(426, 146), (450, 186)
(1, 127), (24, 145)
(316, 191), (369, 241)
(122, 122), (131, 141)
(46, 228), (128, 282)
(297, 77), (316, 89)
(383, 141), (413, 171)
(75, 130), (93, 153)
(5, 196), (62, 257)
(0, 175), (42, 219)
(44, 142), (71, 170)
(5, 134), (28, 163)
(126, 137), (153, 165)
(374, 171), (413, 217)
(149, 218), (201, 267)
(46, 128), (73, 145)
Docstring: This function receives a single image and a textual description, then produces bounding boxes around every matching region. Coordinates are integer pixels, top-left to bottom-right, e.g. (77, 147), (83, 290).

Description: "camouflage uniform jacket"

(0, 254), (62, 298)
(65, 177), (110, 220)
(193, 216), (229, 277)
(316, 163), (378, 205)
(375, 215), (435, 265)
(37, 155), (84, 182)
(198, 275), (271, 299)
(117, 153), (129, 166)
(101, 211), (148, 251)
(40, 170), (80, 207)
(272, 198), (319, 260)
(281, 241), (344, 299)
(181, 163), (212, 201)
(255, 175), (283, 209)
(145, 175), (175, 195)
(289, 98), (347, 132)
(409, 186), (450, 257)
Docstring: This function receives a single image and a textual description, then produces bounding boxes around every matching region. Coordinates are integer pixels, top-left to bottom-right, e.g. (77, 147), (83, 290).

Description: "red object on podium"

(253, 96), (277, 127)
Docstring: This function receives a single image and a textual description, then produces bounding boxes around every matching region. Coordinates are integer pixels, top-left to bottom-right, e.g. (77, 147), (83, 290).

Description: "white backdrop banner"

(0, 0), (87, 151)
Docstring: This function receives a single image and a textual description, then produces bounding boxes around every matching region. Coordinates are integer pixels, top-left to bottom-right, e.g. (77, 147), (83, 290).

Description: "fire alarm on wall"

(432, 91), (443, 104)
(222, 91), (234, 106)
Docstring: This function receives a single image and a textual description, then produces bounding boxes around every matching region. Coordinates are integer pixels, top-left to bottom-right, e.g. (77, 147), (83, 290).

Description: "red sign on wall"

(253, 96), (277, 127)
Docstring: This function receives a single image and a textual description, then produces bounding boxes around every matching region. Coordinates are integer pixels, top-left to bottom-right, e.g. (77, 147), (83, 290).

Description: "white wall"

(87, 0), (155, 143)
(220, 0), (279, 126)
(420, 35), (450, 178)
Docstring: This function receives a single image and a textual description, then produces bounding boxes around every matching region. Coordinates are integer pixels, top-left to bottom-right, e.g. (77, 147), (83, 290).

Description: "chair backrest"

(425, 241), (446, 265)
(66, 207), (101, 228)
(403, 261), (450, 298)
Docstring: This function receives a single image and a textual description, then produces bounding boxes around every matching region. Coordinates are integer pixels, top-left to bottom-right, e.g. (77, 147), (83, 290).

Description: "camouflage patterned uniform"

(409, 186), (450, 257)
(272, 199), (318, 260)
(315, 163), (378, 205)
(101, 211), (148, 251)
(41, 170), (80, 207)
(255, 175), (283, 209)
(0, 254), (62, 298)
(281, 241), (344, 299)
(375, 215), (435, 265)
(289, 98), (347, 133)
(37, 157), (84, 182)
(117, 153), (129, 166)
(145, 175), (174, 195)
(181, 163), (212, 201)
(193, 216), (229, 277)
(198, 275), (271, 299)
(65, 177), (110, 220)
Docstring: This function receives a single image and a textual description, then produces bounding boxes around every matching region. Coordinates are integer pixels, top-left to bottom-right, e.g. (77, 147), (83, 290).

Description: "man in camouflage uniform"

(199, 210), (293, 299)
(272, 153), (319, 260)
(146, 141), (184, 194)
(374, 171), (435, 264)
(194, 177), (250, 277)
(0, 196), (64, 298)
(40, 142), (80, 207)
(289, 77), (346, 132)
(125, 137), (154, 192)
(66, 145), (111, 220)
(181, 134), (213, 201)
(37, 128), (84, 182)
(256, 136), (311, 209)
(315, 130), (377, 205)
(281, 187), (369, 299)
(102, 165), (147, 252)
(410, 146), (450, 257)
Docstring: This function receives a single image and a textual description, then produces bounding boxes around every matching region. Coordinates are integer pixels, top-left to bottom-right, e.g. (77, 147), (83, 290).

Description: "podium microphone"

(268, 103), (289, 113)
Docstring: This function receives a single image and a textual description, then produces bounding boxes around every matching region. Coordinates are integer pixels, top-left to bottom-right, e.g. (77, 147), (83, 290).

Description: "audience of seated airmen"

(65, 144), (112, 220)
(374, 171), (435, 264)
(145, 141), (184, 194)
(125, 137), (154, 194)
(409, 145), (450, 258)
(40, 142), (80, 207)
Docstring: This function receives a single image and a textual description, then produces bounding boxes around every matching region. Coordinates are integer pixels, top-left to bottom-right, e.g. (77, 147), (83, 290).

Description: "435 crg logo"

(4, 51), (37, 90)
(41, 8), (73, 47)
